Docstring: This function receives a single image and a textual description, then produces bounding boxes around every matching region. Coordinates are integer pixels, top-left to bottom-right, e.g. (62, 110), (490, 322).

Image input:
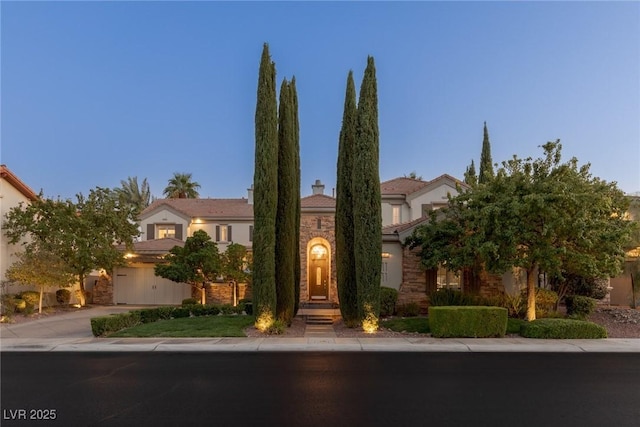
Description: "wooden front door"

(309, 245), (329, 300)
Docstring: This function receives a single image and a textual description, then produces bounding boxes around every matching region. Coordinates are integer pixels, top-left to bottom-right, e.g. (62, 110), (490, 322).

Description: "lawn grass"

(109, 315), (255, 338)
(381, 316), (430, 334)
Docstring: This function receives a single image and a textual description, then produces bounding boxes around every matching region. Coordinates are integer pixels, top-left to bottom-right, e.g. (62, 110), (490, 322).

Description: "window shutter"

(175, 224), (183, 240)
(228, 226), (232, 242)
(147, 224), (155, 240)
(216, 226), (220, 241)
(249, 225), (253, 242)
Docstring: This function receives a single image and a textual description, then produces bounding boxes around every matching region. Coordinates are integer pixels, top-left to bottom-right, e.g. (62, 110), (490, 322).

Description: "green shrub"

(56, 289), (72, 305)
(507, 318), (527, 334)
(429, 306), (508, 338)
(182, 298), (199, 306)
(13, 298), (26, 312)
(90, 312), (142, 337)
(564, 295), (597, 319)
(157, 306), (176, 320)
(172, 307), (191, 318)
(220, 304), (240, 315)
(519, 288), (558, 317)
(190, 304), (222, 317)
(380, 287), (398, 317)
(20, 291), (40, 307)
(265, 319), (286, 335)
(138, 307), (170, 324)
(396, 302), (420, 317)
(429, 288), (477, 306)
(501, 293), (526, 318)
(520, 318), (607, 339)
(1, 295), (18, 316)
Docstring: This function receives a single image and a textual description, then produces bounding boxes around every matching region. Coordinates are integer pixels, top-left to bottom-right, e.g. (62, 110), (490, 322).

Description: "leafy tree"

(221, 243), (252, 307)
(404, 171), (423, 180)
(408, 141), (634, 321)
(155, 230), (221, 304)
(3, 187), (139, 306)
(252, 43), (278, 330)
(336, 70), (359, 325)
(478, 122), (494, 184)
(114, 176), (152, 214)
(464, 160), (477, 186)
(353, 56), (382, 331)
(5, 249), (76, 314)
(163, 172), (201, 199)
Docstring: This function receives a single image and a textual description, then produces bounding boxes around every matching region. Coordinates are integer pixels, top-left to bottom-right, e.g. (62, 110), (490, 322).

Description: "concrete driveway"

(0, 305), (146, 339)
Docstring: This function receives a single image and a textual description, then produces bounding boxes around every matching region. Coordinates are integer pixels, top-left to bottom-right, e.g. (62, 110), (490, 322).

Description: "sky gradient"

(2, 1), (639, 200)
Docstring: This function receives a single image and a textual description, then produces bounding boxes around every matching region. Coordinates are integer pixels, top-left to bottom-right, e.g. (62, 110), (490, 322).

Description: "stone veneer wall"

(93, 274), (114, 305)
(397, 246), (429, 313)
(299, 214), (338, 305)
(201, 283), (251, 305)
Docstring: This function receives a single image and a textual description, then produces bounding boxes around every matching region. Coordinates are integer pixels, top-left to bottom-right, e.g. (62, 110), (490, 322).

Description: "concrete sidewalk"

(2, 305), (639, 353)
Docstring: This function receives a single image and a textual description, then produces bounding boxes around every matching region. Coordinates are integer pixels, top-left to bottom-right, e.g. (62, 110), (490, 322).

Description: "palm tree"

(114, 176), (152, 213)
(163, 172), (201, 199)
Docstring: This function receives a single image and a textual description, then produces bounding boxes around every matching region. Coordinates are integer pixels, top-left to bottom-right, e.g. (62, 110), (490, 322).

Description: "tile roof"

(382, 216), (430, 235)
(380, 177), (429, 196)
(117, 238), (184, 254)
(142, 198), (253, 219)
(0, 164), (38, 201)
(301, 194), (336, 209)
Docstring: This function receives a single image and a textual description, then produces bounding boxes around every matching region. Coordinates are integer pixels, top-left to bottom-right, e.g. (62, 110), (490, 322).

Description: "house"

(0, 165), (38, 284)
(609, 196), (640, 306)
(108, 174), (474, 307)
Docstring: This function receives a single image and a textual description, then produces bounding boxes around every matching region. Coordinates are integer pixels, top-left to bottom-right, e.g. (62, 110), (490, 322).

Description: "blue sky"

(2, 1), (639, 200)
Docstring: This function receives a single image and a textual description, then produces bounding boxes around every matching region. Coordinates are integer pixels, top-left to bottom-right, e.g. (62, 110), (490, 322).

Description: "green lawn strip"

(507, 318), (526, 334)
(381, 317), (430, 334)
(109, 315), (255, 338)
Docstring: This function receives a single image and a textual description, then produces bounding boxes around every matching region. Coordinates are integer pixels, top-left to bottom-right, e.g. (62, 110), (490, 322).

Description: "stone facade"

(92, 274), (114, 305)
(299, 214), (338, 305)
(397, 246), (429, 312)
(201, 282), (251, 305)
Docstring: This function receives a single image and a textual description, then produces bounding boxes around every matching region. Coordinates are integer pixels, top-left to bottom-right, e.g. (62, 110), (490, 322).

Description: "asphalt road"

(2, 352), (639, 427)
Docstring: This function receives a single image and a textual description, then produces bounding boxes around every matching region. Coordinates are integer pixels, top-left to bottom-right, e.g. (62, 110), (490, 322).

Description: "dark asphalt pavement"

(2, 352), (639, 427)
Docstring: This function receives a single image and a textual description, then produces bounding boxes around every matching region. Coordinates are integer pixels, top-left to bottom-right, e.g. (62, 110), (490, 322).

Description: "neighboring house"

(0, 165), (38, 284)
(609, 196), (640, 306)
(109, 174), (474, 307)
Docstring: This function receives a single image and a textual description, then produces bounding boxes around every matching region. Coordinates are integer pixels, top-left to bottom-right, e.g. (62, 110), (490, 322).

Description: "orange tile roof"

(0, 164), (38, 201)
(116, 238), (184, 254)
(142, 198), (253, 219)
(301, 194), (336, 209)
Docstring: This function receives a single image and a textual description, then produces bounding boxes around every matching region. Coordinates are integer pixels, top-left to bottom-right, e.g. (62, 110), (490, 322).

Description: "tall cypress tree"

(353, 57), (382, 332)
(478, 122), (494, 184)
(275, 78), (296, 325)
(335, 70), (359, 325)
(253, 43), (278, 329)
(291, 77), (302, 316)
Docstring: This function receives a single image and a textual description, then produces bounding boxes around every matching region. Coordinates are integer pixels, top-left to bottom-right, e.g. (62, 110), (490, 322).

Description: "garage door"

(114, 266), (191, 305)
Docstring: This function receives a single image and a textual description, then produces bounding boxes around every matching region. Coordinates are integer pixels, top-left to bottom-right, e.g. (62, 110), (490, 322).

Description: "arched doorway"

(308, 239), (330, 300)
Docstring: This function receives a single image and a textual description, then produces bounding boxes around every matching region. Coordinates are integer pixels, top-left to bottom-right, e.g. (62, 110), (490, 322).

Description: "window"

(392, 205), (401, 224)
(156, 225), (175, 239)
(249, 225), (254, 242)
(437, 266), (462, 290)
(216, 225), (232, 242)
(317, 218), (322, 229)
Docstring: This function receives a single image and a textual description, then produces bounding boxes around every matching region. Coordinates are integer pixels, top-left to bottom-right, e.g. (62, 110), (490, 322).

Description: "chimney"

(247, 185), (254, 205)
(312, 179), (325, 195)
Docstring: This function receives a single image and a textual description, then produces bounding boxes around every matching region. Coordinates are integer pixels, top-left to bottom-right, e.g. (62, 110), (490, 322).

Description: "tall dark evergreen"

(335, 70), (359, 325)
(353, 57), (382, 331)
(253, 43), (278, 329)
(464, 160), (477, 186)
(291, 77), (302, 316)
(478, 122), (494, 184)
(275, 78), (296, 325)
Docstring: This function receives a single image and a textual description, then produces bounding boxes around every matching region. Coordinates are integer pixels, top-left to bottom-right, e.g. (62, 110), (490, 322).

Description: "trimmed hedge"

(520, 318), (607, 339)
(91, 312), (142, 337)
(429, 306), (508, 338)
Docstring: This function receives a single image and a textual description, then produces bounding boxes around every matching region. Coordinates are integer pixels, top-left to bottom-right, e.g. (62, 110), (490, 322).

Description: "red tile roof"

(116, 238), (184, 254)
(0, 164), (38, 201)
(380, 177), (429, 196)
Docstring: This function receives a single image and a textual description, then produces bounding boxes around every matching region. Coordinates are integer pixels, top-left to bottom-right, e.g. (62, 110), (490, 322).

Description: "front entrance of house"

(308, 242), (330, 300)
